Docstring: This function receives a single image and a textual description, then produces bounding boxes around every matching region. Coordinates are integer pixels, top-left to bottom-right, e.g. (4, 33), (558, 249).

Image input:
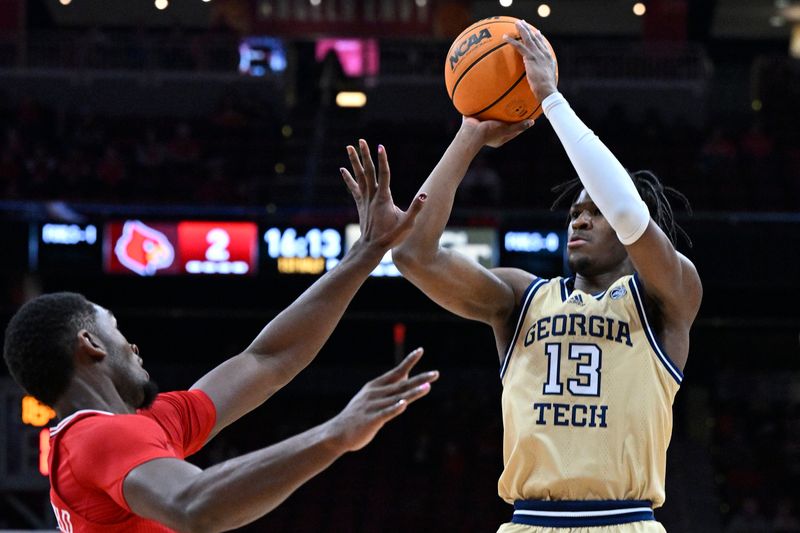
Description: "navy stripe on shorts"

(512, 500), (654, 527)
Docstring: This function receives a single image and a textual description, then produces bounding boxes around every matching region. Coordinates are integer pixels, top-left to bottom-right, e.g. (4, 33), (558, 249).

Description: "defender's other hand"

(341, 140), (427, 250)
(328, 348), (439, 452)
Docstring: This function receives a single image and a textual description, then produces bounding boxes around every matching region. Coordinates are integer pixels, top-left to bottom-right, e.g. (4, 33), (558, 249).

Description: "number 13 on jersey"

(536, 342), (608, 428)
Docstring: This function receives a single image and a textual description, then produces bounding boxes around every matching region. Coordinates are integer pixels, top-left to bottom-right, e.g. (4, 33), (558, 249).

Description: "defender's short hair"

(3, 292), (96, 406)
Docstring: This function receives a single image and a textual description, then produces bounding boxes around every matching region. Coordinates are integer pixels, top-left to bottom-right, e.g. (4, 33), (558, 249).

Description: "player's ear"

(76, 330), (107, 363)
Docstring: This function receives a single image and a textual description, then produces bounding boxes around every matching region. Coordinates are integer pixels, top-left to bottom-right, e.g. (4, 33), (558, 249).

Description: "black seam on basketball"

(472, 71), (528, 117)
(450, 41), (511, 100)
(445, 18), (518, 57)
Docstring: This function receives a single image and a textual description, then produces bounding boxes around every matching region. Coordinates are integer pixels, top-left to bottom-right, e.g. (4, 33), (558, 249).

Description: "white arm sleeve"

(542, 92), (650, 245)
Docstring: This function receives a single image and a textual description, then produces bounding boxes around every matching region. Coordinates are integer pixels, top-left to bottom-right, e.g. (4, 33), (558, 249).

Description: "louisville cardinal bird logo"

(114, 221), (175, 276)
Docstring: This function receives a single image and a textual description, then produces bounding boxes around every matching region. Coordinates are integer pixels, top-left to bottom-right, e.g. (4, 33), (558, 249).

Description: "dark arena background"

(1, 0), (799, 531)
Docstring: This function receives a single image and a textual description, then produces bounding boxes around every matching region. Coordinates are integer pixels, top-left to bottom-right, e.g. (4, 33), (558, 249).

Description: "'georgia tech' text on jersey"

(498, 274), (682, 507)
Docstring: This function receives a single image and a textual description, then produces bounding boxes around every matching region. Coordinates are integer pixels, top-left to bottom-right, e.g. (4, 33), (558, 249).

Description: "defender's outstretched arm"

(192, 141), (426, 437)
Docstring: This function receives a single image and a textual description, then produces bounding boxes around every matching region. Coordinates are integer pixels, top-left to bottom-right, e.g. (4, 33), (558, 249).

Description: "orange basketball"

(444, 16), (558, 122)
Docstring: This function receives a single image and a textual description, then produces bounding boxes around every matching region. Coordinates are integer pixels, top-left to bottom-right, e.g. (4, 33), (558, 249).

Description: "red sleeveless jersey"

(48, 390), (216, 532)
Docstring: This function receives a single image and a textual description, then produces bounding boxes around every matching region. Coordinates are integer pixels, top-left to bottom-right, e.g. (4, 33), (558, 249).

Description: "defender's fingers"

(340, 168), (361, 198)
(346, 145), (367, 191)
(373, 347), (425, 385)
(376, 398), (408, 420)
(377, 144), (391, 193)
(358, 139), (378, 196)
(396, 193), (427, 232)
(374, 370), (440, 398)
(373, 380), (434, 411)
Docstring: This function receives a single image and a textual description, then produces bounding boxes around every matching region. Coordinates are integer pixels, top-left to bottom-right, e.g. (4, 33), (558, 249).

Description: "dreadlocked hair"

(550, 170), (692, 247)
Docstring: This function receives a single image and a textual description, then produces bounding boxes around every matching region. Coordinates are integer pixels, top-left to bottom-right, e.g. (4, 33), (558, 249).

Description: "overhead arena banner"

(251, 0), (434, 36)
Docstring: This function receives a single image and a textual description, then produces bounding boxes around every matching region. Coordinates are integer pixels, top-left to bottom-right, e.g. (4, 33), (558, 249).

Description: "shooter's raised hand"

(504, 20), (558, 103)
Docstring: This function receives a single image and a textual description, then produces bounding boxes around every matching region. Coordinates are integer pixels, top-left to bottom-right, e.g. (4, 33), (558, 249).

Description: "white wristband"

(543, 92), (650, 245)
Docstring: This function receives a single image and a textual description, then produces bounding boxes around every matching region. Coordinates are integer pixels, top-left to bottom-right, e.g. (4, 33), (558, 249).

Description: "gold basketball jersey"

(498, 274), (682, 508)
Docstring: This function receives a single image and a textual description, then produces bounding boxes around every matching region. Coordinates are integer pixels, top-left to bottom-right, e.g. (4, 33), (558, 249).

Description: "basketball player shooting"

(3, 141), (437, 533)
(391, 20), (702, 533)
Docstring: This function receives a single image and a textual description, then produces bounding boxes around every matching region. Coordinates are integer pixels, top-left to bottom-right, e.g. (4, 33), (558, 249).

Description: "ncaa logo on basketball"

(610, 286), (627, 300)
(449, 29), (492, 71)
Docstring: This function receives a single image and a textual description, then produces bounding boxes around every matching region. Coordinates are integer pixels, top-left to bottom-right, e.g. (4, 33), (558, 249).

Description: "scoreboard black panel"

(27, 220), (568, 279)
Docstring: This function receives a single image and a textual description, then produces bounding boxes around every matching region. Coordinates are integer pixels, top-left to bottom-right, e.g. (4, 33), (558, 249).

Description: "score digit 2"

(177, 222), (258, 275)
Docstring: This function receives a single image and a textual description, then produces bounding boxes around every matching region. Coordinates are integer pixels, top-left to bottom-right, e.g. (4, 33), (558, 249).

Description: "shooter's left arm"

(543, 92), (702, 332)
(507, 21), (702, 337)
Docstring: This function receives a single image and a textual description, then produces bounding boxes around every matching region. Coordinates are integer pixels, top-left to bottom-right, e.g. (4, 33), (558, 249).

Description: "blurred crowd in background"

(1, 90), (798, 212)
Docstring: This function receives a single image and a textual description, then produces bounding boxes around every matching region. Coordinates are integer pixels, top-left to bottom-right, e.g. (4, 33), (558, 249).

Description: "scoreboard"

(105, 220), (259, 276)
(263, 226), (343, 274)
(29, 219), (567, 278)
(501, 228), (566, 275)
(33, 222), (102, 274)
(344, 225), (500, 277)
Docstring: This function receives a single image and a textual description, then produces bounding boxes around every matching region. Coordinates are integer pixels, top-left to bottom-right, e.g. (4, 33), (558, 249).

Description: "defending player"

(391, 21), (702, 532)
(3, 141), (437, 533)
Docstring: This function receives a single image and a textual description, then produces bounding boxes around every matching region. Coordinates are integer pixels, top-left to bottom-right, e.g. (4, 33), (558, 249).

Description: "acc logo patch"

(610, 286), (627, 300)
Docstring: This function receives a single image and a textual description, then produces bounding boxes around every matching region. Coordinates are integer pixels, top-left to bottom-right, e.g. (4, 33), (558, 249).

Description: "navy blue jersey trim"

(512, 500), (654, 527)
(500, 277), (549, 381)
(562, 276), (606, 300)
(628, 274), (683, 384)
(593, 289), (607, 300)
(559, 277), (570, 302)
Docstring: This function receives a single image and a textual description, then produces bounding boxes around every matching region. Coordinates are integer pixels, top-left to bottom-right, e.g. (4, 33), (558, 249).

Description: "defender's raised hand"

(327, 348), (439, 452)
(341, 139), (427, 250)
(504, 20), (558, 103)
